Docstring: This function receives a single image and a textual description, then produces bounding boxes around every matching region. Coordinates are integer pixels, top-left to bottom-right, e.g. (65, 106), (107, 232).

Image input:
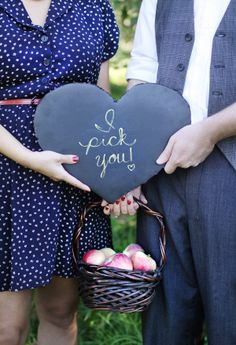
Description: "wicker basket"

(72, 199), (166, 313)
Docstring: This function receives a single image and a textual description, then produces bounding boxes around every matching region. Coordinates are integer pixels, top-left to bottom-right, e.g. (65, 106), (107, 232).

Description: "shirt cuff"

(126, 57), (158, 83)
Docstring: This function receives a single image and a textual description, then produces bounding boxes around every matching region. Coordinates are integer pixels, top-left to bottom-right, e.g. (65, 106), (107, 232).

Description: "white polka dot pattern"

(0, 0), (118, 291)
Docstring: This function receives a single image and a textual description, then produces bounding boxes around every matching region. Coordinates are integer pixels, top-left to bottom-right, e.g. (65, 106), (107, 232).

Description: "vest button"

(185, 33), (193, 42)
(214, 64), (225, 69)
(177, 63), (185, 72)
(215, 31), (226, 38)
(212, 91), (223, 96)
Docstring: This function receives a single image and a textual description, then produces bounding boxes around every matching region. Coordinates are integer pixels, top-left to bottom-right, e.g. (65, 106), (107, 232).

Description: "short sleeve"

(100, 0), (120, 62)
(126, 0), (158, 83)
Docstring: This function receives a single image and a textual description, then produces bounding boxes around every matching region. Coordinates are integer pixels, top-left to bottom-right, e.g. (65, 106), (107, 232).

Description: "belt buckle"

(31, 96), (39, 106)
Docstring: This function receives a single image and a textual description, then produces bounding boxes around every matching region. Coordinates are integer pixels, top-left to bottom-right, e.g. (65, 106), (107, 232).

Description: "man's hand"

(156, 121), (216, 174)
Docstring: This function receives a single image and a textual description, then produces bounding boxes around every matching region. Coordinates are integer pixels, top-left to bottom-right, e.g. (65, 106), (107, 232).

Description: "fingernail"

(115, 200), (120, 205)
(72, 155), (79, 162)
(127, 200), (132, 205)
(121, 196), (125, 201)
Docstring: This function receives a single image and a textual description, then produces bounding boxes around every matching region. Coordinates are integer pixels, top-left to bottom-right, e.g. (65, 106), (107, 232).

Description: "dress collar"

(0, 0), (74, 30)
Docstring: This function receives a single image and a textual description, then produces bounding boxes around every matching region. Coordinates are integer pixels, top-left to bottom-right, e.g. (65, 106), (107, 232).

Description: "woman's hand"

(0, 125), (89, 191)
(27, 151), (90, 191)
(102, 186), (147, 217)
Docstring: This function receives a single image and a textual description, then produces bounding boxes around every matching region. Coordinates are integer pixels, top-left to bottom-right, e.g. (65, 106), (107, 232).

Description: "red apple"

(123, 243), (144, 258)
(100, 247), (116, 258)
(132, 251), (156, 272)
(148, 256), (157, 271)
(83, 249), (105, 265)
(104, 253), (133, 270)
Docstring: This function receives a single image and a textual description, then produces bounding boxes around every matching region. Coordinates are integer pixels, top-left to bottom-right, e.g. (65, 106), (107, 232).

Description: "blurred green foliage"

(109, 0), (142, 94)
(111, 0), (141, 41)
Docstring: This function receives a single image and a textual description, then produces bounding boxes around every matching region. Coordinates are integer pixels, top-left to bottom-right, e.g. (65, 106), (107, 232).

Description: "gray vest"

(155, 0), (236, 170)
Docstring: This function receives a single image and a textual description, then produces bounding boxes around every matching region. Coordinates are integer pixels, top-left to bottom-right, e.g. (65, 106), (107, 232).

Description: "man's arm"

(125, 0), (236, 174)
(206, 102), (236, 141)
(126, 0), (158, 84)
(127, 79), (144, 89)
(157, 103), (236, 174)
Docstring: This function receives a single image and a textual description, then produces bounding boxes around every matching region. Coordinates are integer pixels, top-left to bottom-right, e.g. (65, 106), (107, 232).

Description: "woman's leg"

(35, 277), (79, 345)
(0, 290), (32, 345)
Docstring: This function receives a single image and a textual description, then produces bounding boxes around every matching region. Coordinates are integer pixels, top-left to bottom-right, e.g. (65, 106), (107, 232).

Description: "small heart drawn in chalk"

(127, 164), (136, 172)
(34, 83), (190, 203)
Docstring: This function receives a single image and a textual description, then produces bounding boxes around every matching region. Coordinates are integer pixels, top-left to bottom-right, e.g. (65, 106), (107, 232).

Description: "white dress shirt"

(126, 0), (231, 123)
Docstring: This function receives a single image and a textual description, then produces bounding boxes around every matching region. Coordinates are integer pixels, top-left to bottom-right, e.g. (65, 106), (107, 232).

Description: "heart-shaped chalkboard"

(34, 83), (190, 203)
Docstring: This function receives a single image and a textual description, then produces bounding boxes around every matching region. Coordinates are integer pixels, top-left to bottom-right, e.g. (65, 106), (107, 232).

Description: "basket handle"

(72, 198), (167, 270)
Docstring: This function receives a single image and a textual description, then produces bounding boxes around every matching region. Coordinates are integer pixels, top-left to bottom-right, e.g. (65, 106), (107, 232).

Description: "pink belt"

(0, 98), (41, 106)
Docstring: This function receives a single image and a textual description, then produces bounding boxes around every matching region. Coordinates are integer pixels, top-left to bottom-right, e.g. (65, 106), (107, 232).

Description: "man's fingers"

(62, 171), (90, 191)
(156, 138), (174, 164)
(163, 155), (178, 174)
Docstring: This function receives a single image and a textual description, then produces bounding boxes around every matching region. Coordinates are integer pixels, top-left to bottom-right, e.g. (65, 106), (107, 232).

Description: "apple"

(83, 249), (105, 265)
(132, 251), (157, 272)
(100, 247), (116, 258)
(148, 256), (157, 271)
(104, 253), (133, 270)
(123, 243), (144, 258)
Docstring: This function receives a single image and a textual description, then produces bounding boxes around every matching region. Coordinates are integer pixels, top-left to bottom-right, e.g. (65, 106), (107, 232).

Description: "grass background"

(26, 4), (209, 344)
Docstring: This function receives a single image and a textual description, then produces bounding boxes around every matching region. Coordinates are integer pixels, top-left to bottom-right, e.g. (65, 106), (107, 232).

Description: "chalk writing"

(79, 109), (136, 178)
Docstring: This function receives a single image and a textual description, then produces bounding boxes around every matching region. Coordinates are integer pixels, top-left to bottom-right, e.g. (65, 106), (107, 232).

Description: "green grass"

(26, 217), (142, 345)
(78, 306), (141, 345)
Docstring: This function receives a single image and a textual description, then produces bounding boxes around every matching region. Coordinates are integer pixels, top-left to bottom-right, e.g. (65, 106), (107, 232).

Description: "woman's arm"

(0, 124), (35, 167)
(0, 124), (90, 190)
(97, 60), (110, 93)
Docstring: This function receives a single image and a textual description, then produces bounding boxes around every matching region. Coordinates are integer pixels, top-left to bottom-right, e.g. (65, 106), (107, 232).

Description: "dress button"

(42, 77), (48, 84)
(212, 91), (223, 96)
(43, 58), (51, 67)
(177, 63), (185, 72)
(41, 35), (48, 43)
(185, 33), (193, 42)
(215, 31), (226, 38)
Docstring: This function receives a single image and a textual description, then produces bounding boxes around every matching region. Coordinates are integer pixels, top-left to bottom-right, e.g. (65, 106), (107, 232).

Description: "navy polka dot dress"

(0, 0), (119, 291)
